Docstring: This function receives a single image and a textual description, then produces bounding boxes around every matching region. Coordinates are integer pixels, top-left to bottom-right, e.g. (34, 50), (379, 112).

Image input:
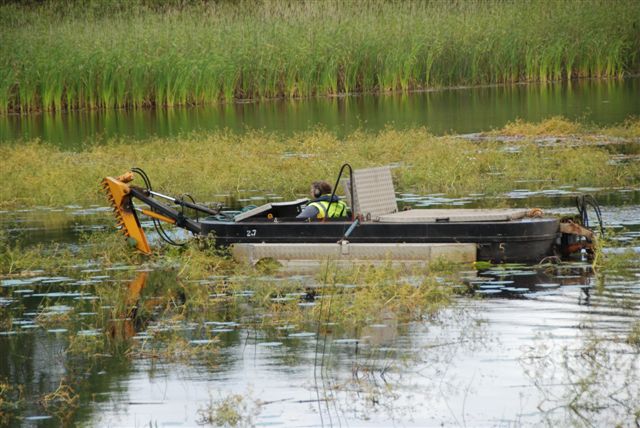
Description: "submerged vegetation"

(0, 229), (463, 424)
(1, 0), (639, 113)
(1, 117), (638, 208)
(2, 226), (639, 424)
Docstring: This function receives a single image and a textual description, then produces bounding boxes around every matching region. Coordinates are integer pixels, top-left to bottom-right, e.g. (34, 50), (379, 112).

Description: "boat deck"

(378, 208), (529, 223)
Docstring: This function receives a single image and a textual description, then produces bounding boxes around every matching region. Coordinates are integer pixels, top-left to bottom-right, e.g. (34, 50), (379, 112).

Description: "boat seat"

(346, 166), (398, 221)
(377, 208), (528, 223)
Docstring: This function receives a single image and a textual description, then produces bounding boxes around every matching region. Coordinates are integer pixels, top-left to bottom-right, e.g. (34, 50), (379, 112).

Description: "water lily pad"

(211, 328), (234, 333)
(78, 330), (101, 336)
(25, 416), (53, 421)
(288, 332), (315, 338)
(1, 279), (30, 287)
(333, 338), (359, 344)
(21, 324), (39, 330)
(503, 287), (528, 293)
(205, 321), (239, 327)
(189, 339), (216, 345)
(43, 305), (73, 313)
(41, 277), (73, 284)
(536, 283), (560, 288)
(32, 292), (84, 298)
(475, 289), (503, 295)
(258, 341), (283, 347)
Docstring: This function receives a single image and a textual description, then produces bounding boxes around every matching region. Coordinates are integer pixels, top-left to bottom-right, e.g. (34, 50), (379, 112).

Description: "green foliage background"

(1, 0), (639, 113)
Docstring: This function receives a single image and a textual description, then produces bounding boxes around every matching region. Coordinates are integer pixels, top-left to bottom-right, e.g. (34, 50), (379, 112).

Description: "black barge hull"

(198, 217), (560, 263)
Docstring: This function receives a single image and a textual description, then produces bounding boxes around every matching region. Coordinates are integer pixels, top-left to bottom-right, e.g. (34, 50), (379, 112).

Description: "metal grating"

(378, 208), (528, 223)
(350, 166), (398, 221)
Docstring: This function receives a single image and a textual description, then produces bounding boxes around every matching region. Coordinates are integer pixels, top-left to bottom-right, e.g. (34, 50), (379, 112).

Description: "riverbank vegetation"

(1, 0), (639, 113)
(1, 118), (638, 208)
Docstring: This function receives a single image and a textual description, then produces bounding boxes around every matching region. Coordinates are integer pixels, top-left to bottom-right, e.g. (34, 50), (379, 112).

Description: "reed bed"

(1, 0), (639, 114)
(1, 118), (638, 208)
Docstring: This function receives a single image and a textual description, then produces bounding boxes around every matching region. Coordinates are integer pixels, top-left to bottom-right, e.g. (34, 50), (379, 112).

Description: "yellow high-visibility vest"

(308, 196), (348, 219)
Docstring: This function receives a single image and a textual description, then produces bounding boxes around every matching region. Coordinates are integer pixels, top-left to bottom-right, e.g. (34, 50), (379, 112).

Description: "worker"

(296, 180), (348, 220)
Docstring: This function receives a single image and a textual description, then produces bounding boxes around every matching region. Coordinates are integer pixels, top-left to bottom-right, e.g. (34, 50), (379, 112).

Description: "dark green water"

(1, 78), (638, 148)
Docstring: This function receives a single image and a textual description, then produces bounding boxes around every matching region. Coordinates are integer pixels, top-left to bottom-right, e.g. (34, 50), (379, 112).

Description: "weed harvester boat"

(101, 165), (601, 263)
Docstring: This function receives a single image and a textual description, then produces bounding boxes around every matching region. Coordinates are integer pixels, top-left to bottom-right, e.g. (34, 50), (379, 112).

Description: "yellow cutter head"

(101, 175), (151, 254)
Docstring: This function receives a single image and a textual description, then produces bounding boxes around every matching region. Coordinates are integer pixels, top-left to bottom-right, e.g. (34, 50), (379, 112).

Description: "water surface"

(1, 78), (638, 148)
(1, 187), (639, 426)
(1, 78), (639, 426)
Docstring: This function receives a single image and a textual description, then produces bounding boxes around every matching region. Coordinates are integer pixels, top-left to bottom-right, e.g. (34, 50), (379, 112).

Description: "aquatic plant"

(1, 118), (638, 209)
(1, 0), (639, 114)
(39, 379), (79, 424)
(197, 393), (262, 427)
(521, 330), (640, 426)
(628, 321), (640, 349)
(0, 232), (142, 276)
(0, 378), (24, 426)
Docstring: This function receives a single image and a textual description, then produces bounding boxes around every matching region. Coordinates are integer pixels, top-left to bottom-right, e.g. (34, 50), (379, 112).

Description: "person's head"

(310, 181), (332, 198)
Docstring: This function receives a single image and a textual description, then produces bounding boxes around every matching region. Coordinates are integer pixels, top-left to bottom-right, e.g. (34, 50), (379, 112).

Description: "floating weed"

(497, 116), (584, 136)
(628, 321), (640, 349)
(1, 120), (637, 210)
(65, 332), (110, 361)
(34, 305), (73, 329)
(197, 392), (261, 427)
(308, 264), (456, 329)
(128, 324), (220, 367)
(0, 231), (142, 276)
(521, 330), (640, 426)
(39, 380), (79, 425)
(0, 378), (24, 426)
(595, 247), (639, 273)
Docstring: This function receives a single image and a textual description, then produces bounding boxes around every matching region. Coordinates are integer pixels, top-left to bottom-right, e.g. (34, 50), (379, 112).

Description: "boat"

(101, 165), (598, 263)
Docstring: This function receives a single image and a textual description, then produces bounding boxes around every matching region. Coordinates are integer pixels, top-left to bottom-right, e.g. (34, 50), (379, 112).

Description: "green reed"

(1, 0), (639, 114)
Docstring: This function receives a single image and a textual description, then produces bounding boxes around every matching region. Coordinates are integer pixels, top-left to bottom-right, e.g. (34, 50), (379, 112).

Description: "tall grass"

(1, 0), (639, 114)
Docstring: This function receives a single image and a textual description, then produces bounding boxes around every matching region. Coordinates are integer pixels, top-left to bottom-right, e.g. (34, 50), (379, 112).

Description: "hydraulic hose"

(576, 194), (604, 238)
(131, 166), (186, 247)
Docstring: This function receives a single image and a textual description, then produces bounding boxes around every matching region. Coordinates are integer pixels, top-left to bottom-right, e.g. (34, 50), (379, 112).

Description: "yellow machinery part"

(101, 176), (151, 254)
(141, 209), (176, 225)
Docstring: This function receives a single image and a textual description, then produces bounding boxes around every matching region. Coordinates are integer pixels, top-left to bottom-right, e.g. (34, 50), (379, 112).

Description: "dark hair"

(311, 180), (332, 198)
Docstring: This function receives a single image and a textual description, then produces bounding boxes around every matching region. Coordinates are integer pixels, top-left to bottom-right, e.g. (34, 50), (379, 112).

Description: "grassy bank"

(1, 118), (638, 208)
(1, 0), (639, 113)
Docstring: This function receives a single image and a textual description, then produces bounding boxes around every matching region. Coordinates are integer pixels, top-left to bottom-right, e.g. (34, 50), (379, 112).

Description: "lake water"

(1, 79), (639, 426)
(1, 185), (639, 426)
(1, 78), (638, 148)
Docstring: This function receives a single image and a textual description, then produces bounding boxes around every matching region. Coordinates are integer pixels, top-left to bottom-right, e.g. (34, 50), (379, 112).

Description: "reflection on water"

(1, 78), (639, 148)
(1, 188), (639, 426)
(1, 262), (638, 426)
